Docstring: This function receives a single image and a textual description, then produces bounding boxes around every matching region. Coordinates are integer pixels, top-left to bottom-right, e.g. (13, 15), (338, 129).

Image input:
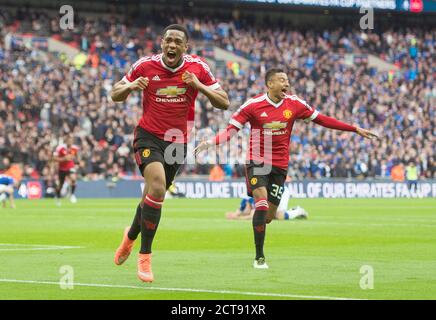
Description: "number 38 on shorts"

(245, 162), (287, 206)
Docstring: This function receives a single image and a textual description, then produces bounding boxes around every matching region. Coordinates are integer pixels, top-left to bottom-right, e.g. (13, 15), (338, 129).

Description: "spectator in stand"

(406, 161), (419, 193)
(209, 165), (224, 181)
(391, 162), (405, 182)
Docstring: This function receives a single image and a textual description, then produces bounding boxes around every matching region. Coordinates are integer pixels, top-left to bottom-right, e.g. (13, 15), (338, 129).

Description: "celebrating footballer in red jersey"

(111, 24), (229, 283)
(53, 135), (79, 205)
(196, 68), (378, 269)
(122, 53), (220, 142)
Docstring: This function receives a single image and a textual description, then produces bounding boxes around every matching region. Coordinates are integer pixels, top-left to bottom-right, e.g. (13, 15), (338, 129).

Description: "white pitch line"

(0, 243), (84, 252)
(0, 243), (82, 247)
(0, 247), (84, 252)
(300, 221), (436, 228)
(0, 278), (365, 300)
(50, 208), (226, 212)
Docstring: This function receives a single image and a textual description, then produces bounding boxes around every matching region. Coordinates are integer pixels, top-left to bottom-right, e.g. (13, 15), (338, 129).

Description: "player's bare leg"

(55, 172), (66, 206)
(69, 172), (78, 203)
(225, 211), (253, 220)
(0, 186), (9, 208)
(0, 186), (15, 209)
(137, 162), (166, 282)
(252, 187), (269, 269)
(8, 191), (16, 209)
(114, 184), (148, 265)
(275, 210), (286, 220)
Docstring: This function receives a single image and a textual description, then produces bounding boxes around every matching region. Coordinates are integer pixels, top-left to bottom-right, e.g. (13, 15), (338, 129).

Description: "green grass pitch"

(0, 198), (435, 300)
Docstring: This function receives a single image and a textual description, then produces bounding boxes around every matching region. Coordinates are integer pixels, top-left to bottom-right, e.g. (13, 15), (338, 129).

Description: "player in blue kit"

(0, 174), (16, 209)
(225, 187), (308, 220)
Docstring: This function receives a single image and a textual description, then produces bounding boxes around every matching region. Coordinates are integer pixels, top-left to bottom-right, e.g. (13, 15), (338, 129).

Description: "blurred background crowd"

(0, 5), (434, 184)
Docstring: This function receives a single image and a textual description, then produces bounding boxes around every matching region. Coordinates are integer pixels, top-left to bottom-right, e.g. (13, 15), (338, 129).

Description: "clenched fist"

(182, 71), (201, 89)
(129, 77), (149, 91)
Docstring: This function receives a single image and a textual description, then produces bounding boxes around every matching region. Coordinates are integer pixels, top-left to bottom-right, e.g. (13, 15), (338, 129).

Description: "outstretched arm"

(194, 124), (240, 155)
(313, 113), (379, 139)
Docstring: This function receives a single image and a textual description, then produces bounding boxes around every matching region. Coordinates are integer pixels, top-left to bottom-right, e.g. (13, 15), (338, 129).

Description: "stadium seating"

(0, 8), (434, 181)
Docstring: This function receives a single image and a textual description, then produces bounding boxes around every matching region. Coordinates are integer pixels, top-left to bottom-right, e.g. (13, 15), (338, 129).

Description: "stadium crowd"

(0, 7), (434, 184)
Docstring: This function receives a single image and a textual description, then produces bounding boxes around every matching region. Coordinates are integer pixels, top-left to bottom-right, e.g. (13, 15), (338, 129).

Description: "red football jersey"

(230, 93), (319, 170)
(55, 145), (79, 171)
(123, 53), (220, 142)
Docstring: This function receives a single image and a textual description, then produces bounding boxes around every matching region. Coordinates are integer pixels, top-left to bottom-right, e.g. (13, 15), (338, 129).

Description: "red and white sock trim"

(144, 194), (164, 209)
(255, 198), (269, 211)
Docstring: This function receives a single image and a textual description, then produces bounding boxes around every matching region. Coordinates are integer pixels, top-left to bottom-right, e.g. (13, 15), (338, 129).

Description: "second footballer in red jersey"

(111, 24), (229, 283)
(196, 68), (378, 269)
(53, 135), (79, 205)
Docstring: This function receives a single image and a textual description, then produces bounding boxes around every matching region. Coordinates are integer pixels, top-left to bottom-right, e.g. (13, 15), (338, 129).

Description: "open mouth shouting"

(166, 50), (179, 66)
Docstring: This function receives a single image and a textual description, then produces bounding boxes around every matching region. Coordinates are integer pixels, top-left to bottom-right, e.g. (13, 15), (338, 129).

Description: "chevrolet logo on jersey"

(156, 86), (187, 97)
(263, 121), (287, 130)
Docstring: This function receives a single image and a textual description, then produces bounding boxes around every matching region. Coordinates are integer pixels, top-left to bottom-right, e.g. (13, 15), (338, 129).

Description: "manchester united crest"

(283, 109), (293, 119)
(142, 149), (151, 158)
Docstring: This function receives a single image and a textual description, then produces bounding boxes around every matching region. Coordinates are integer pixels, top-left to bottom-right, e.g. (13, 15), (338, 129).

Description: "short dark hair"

(265, 68), (285, 85)
(162, 24), (189, 41)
